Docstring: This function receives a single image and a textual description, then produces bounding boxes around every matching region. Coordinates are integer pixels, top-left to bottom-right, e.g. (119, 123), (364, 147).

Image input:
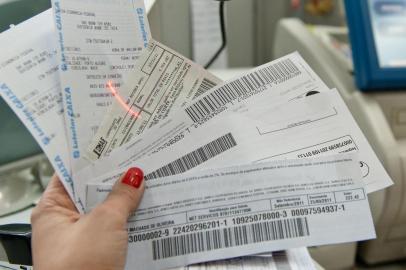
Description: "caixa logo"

(42, 136), (50, 145)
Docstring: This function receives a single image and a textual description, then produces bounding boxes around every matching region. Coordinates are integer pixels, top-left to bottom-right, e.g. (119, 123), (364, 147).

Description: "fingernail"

(122, 167), (144, 189)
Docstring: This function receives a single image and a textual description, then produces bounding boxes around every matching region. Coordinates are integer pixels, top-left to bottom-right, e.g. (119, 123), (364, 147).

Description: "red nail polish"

(122, 167), (144, 188)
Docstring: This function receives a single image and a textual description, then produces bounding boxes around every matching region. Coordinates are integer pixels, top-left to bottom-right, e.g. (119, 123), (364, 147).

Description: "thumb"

(97, 167), (145, 224)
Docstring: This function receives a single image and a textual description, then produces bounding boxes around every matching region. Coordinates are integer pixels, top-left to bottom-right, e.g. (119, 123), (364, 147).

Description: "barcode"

(194, 78), (218, 98)
(185, 59), (300, 123)
(145, 133), (237, 180)
(151, 217), (309, 260)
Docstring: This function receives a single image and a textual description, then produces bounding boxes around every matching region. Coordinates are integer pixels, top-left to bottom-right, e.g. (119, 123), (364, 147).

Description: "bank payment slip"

(0, 1), (393, 270)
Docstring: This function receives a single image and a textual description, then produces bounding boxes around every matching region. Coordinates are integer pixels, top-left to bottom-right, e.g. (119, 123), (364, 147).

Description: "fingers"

(39, 174), (77, 209)
(32, 174), (79, 224)
(44, 173), (66, 196)
(95, 168), (145, 224)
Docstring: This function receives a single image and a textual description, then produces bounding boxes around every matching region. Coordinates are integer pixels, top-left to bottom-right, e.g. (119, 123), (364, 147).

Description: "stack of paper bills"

(0, 1), (393, 270)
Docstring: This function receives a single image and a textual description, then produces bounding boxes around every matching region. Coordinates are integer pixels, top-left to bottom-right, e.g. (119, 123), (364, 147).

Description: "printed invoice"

(84, 90), (392, 210)
(87, 155), (375, 270)
(52, 0), (151, 172)
(87, 39), (221, 160)
(0, 10), (77, 206)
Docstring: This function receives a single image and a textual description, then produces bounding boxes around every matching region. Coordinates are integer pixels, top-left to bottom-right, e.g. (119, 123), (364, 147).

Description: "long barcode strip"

(145, 133), (237, 180)
(152, 217), (309, 260)
(185, 59), (300, 123)
(194, 78), (218, 99)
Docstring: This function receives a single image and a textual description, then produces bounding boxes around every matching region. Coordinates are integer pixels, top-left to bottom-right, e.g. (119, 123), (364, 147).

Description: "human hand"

(31, 168), (145, 270)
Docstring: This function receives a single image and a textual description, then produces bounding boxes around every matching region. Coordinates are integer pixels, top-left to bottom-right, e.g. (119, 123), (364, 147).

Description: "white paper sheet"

(140, 89), (392, 193)
(84, 89), (392, 210)
(76, 52), (331, 206)
(52, 0), (151, 172)
(87, 39), (221, 160)
(87, 154), (375, 270)
(0, 10), (78, 207)
(174, 248), (316, 270)
(139, 90), (392, 188)
(0, 262), (32, 270)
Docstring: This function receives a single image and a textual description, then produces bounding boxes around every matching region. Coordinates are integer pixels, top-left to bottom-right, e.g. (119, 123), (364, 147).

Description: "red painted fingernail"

(121, 167), (144, 189)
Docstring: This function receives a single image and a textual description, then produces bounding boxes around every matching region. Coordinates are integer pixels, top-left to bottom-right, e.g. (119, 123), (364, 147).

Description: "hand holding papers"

(0, 5), (394, 270)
